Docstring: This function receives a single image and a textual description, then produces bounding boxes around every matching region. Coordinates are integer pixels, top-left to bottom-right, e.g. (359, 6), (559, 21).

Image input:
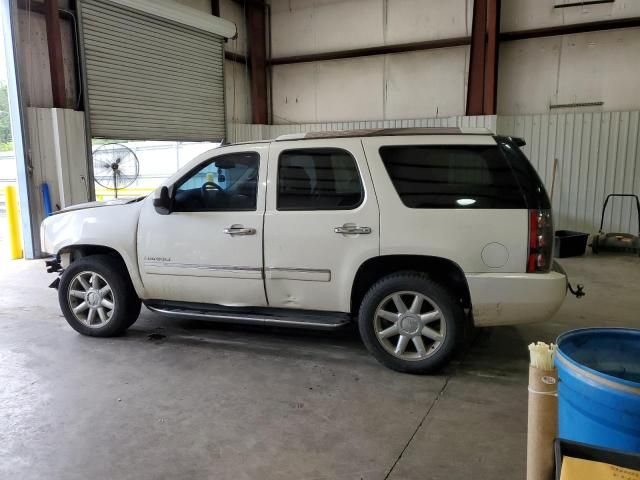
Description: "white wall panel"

(271, 62), (318, 124)
(385, 0), (471, 44)
(271, 0), (384, 57)
(385, 46), (468, 119)
(272, 46), (470, 124)
(498, 28), (640, 115)
(501, 0), (640, 32)
(225, 59), (251, 124)
(270, 0), (471, 58)
(498, 111), (640, 234)
(273, 58), (386, 123)
(498, 37), (561, 115)
(555, 29), (640, 112)
(316, 57), (384, 121)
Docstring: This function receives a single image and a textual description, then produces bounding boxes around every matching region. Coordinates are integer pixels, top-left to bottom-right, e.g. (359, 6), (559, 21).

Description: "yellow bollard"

(5, 185), (23, 259)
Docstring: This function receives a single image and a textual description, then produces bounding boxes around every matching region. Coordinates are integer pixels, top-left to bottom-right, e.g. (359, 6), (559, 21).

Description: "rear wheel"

(58, 255), (141, 337)
(358, 272), (464, 374)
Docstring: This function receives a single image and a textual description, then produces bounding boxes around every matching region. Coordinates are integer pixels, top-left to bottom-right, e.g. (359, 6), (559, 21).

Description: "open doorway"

(0, 4), (18, 255)
(89, 140), (220, 201)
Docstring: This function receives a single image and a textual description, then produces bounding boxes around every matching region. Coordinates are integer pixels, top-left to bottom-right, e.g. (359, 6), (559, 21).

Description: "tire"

(58, 254), (141, 337)
(358, 272), (464, 374)
(124, 299), (142, 329)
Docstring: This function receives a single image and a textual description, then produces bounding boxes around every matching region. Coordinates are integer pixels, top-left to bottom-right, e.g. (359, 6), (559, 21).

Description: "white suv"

(41, 128), (569, 373)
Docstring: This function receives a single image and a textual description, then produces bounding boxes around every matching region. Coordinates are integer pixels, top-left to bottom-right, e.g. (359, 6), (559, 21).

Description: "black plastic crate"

(555, 439), (640, 479)
(554, 230), (589, 258)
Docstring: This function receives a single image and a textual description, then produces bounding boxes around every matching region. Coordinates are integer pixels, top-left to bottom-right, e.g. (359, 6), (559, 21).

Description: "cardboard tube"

(527, 366), (558, 480)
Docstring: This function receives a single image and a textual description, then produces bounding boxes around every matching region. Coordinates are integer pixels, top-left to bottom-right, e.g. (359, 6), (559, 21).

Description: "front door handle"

(224, 224), (256, 236)
(334, 224), (372, 235)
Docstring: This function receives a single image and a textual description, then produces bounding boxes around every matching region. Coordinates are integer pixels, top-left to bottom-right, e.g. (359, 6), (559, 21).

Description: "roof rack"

(274, 127), (494, 142)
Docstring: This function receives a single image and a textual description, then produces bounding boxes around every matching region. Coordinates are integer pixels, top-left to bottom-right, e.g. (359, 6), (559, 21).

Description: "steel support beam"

(500, 17), (640, 41)
(467, 0), (500, 115)
(44, 0), (66, 108)
(466, 0), (487, 115)
(17, 0), (69, 18)
(269, 37), (471, 65)
(225, 51), (248, 64)
(246, 3), (268, 124)
(483, 0), (500, 114)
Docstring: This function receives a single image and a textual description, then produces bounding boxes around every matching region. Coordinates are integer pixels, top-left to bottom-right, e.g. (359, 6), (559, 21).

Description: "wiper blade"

(126, 195), (147, 204)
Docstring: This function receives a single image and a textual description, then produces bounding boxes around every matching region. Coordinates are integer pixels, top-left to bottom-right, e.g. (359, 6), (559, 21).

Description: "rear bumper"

(466, 267), (567, 327)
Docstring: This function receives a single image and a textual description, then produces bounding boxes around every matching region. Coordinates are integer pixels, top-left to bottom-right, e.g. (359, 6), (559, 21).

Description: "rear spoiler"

(503, 136), (526, 147)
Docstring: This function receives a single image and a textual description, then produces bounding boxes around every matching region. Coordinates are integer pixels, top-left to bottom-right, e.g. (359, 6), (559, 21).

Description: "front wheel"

(358, 273), (464, 374)
(58, 255), (141, 337)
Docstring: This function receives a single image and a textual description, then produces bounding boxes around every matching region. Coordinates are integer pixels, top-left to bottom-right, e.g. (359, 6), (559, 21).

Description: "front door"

(263, 138), (380, 313)
(137, 145), (268, 306)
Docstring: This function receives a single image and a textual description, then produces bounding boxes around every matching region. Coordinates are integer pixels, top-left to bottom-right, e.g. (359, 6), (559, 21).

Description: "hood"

(53, 196), (146, 214)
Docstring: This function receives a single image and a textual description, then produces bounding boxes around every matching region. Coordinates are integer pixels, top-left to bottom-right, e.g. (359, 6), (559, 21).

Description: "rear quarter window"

(379, 145), (526, 209)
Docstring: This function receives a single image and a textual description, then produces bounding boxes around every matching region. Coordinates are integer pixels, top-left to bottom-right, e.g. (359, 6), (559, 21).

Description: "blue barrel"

(556, 328), (640, 453)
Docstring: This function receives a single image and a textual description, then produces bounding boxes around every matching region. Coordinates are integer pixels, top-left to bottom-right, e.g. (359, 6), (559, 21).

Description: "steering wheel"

(200, 181), (224, 206)
(201, 181), (223, 195)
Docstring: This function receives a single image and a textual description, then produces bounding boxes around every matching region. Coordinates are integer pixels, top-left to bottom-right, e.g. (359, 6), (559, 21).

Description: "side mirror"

(153, 186), (172, 215)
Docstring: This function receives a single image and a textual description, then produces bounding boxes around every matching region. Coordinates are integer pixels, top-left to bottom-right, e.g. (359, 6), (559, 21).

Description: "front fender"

(41, 203), (145, 297)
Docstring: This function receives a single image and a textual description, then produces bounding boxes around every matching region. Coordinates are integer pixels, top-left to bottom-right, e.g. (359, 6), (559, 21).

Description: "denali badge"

(145, 256), (171, 263)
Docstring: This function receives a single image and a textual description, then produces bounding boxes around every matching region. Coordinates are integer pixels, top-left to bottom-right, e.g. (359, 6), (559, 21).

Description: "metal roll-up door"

(78, 0), (227, 141)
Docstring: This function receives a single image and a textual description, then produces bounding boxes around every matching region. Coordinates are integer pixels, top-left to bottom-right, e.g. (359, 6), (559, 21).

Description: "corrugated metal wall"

(227, 115), (497, 143)
(228, 110), (640, 235)
(498, 111), (640, 234)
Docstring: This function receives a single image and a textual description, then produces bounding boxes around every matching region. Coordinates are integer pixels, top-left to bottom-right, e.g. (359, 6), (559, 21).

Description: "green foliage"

(0, 81), (13, 145)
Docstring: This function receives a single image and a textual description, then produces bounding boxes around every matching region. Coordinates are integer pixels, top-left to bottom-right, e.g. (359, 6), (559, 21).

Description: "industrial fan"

(92, 143), (140, 198)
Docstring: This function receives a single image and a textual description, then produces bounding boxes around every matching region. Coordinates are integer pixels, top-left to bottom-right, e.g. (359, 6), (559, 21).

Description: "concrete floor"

(1, 253), (639, 480)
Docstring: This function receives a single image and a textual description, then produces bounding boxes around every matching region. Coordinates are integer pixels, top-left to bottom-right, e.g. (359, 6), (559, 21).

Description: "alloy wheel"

(67, 271), (115, 328)
(373, 291), (446, 361)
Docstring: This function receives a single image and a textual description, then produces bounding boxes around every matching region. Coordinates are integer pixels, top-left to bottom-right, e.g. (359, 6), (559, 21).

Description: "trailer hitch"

(568, 282), (585, 298)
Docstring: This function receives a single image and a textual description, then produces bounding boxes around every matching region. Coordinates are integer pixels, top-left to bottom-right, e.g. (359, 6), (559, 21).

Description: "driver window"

(173, 152), (260, 212)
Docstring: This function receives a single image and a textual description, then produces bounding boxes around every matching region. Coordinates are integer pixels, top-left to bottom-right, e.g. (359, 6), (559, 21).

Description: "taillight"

(528, 209), (553, 273)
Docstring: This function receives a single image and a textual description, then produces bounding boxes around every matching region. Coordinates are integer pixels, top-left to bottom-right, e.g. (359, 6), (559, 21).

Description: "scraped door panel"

(264, 139), (380, 313)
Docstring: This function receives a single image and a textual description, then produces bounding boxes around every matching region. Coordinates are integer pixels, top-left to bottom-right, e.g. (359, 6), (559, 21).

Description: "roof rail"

(274, 127), (493, 141)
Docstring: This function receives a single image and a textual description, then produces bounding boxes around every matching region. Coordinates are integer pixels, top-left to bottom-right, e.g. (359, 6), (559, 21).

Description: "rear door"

(362, 135), (529, 273)
(263, 138), (380, 313)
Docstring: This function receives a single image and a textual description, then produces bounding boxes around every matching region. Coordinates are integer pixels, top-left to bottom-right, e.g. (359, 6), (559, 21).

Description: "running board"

(144, 301), (351, 330)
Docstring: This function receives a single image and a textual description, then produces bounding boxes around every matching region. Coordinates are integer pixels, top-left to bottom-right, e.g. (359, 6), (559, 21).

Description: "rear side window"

(379, 145), (526, 209)
(277, 148), (364, 210)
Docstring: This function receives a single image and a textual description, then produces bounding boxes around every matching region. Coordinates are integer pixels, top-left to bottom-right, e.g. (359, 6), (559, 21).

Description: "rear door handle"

(224, 225), (256, 236)
(334, 224), (372, 235)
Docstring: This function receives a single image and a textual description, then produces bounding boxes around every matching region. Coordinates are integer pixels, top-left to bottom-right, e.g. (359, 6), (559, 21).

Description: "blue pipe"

(41, 183), (52, 216)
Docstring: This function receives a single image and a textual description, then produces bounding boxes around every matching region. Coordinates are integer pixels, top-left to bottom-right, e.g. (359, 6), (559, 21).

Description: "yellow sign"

(561, 456), (640, 480)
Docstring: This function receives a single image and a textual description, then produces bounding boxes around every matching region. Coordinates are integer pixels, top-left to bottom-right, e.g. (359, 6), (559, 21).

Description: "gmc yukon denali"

(41, 128), (570, 373)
